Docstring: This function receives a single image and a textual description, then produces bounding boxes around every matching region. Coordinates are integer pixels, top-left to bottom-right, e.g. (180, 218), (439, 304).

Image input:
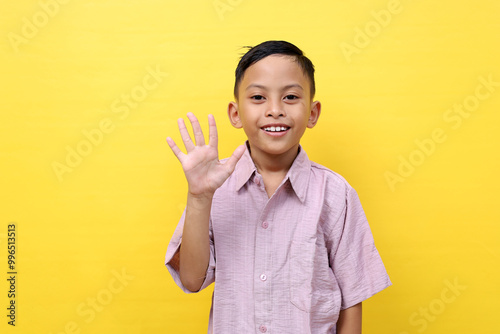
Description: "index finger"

(208, 114), (218, 149)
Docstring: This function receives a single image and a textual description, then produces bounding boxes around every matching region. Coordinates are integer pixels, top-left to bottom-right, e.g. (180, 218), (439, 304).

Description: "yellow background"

(1, 0), (499, 333)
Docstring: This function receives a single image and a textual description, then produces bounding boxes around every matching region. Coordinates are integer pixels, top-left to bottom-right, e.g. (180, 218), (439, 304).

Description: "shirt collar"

(234, 142), (257, 191)
(234, 141), (311, 203)
(286, 145), (311, 203)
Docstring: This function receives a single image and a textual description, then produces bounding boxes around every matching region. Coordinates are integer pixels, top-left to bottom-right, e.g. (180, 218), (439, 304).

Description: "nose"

(266, 99), (285, 118)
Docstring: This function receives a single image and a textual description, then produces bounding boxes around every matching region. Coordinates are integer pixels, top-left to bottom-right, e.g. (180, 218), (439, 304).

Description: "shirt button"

(262, 221), (269, 229)
(255, 177), (260, 185)
(259, 325), (267, 333)
(260, 274), (267, 281)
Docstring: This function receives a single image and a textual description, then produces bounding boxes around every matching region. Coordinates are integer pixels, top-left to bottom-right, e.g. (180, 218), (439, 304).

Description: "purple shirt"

(165, 144), (391, 333)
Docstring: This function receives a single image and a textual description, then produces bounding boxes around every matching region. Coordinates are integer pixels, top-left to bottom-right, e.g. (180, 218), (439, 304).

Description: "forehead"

(240, 55), (309, 89)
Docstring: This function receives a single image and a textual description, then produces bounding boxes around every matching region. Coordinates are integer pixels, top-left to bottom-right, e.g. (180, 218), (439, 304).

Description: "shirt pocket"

(289, 240), (341, 314)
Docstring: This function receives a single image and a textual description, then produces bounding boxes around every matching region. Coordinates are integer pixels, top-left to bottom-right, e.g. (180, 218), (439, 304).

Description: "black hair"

(233, 40), (315, 99)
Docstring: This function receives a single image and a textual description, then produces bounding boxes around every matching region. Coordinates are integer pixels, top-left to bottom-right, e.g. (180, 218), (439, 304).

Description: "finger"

(186, 112), (206, 146)
(222, 144), (246, 175)
(208, 114), (218, 149)
(177, 117), (195, 152)
(166, 137), (186, 163)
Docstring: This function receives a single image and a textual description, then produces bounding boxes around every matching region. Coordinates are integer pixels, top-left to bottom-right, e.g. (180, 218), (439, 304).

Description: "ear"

(307, 100), (321, 128)
(228, 101), (243, 128)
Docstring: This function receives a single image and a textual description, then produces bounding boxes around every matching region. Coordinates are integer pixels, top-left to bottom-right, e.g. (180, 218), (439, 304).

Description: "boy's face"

(228, 55), (320, 160)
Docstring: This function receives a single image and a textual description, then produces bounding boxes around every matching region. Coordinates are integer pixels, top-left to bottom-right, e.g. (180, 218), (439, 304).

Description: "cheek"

(290, 106), (310, 124)
(240, 105), (261, 121)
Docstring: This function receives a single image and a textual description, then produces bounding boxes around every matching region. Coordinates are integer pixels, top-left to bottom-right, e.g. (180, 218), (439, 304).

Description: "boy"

(165, 40), (391, 333)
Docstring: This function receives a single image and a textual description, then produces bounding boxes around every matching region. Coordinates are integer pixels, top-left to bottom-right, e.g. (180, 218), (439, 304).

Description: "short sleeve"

(165, 209), (216, 293)
(330, 187), (391, 310)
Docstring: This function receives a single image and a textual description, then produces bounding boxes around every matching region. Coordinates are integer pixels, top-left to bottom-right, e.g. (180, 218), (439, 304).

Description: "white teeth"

(264, 126), (288, 132)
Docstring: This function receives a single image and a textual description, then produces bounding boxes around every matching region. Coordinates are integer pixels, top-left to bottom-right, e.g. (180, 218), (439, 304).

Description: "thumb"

(222, 144), (246, 175)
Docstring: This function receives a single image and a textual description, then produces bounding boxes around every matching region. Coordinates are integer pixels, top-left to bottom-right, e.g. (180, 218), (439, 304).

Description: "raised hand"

(166, 112), (245, 199)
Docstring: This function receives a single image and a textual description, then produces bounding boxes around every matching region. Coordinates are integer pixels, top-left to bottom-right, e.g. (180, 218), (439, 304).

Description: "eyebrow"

(245, 84), (304, 91)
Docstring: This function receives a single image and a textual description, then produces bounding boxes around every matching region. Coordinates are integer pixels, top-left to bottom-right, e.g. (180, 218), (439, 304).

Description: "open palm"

(167, 113), (245, 198)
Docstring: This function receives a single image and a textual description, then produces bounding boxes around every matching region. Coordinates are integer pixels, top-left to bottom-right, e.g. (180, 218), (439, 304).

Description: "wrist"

(187, 192), (214, 210)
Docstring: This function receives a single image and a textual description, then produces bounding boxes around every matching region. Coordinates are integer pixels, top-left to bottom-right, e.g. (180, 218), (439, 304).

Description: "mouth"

(261, 124), (290, 137)
(261, 125), (290, 133)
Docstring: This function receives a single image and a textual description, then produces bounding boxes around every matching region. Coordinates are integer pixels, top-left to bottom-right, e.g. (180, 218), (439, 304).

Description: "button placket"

(255, 198), (274, 331)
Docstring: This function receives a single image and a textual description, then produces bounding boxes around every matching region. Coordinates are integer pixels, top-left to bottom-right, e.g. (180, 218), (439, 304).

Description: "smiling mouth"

(262, 126), (290, 132)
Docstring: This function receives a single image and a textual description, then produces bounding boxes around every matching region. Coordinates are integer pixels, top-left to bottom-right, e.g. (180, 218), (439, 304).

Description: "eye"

(251, 95), (265, 101)
(284, 94), (299, 100)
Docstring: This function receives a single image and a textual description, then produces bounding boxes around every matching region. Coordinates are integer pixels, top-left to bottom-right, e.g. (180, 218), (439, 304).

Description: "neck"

(248, 143), (300, 175)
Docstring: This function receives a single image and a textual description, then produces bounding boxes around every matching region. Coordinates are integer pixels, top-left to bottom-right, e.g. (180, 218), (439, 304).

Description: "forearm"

(178, 193), (212, 292)
(336, 302), (362, 334)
